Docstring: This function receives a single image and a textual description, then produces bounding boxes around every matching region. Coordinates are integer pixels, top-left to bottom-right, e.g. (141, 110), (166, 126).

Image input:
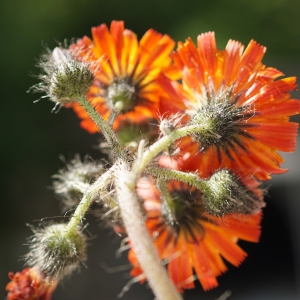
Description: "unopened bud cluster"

(6, 267), (58, 300)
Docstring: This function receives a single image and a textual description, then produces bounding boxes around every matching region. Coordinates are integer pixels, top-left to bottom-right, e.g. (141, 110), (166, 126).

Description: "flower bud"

(159, 119), (176, 135)
(34, 47), (94, 106)
(53, 155), (104, 211)
(190, 101), (253, 151)
(159, 113), (184, 136)
(27, 224), (87, 279)
(202, 170), (265, 216)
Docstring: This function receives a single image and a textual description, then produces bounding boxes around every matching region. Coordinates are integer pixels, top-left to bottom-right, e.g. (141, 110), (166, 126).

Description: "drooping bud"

(27, 224), (87, 279)
(33, 46), (94, 106)
(202, 169), (265, 216)
(52, 155), (104, 211)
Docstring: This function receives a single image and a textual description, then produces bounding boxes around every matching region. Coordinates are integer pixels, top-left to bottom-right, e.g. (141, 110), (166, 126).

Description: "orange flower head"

(6, 267), (58, 300)
(159, 32), (300, 180)
(128, 177), (262, 291)
(71, 21), (175, 133)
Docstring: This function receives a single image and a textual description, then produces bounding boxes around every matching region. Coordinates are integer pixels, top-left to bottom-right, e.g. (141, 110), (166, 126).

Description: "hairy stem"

(76, 95), (128, 160)
(115, 161), (183, 300)
(147, 166), (208, 192)
(65, 169), (113, 234)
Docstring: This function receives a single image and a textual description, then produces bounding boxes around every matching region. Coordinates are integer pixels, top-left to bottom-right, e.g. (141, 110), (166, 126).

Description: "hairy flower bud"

(53, 155), (104, 211)
(159, 113), (184, 136)
(190, 101), (253, 152)
(202, 170), (265, 216)
(27, 224), (87, 279)
(159, 119), (176, 136)
(33, 47), (94, 106)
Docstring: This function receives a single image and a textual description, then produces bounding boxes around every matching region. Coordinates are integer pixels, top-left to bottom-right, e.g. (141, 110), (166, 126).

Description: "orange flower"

(128, 177), (261, 291)
(159, 32), (300, 180)
(6, 267), (58, 300)
(71, 21), (175, 133)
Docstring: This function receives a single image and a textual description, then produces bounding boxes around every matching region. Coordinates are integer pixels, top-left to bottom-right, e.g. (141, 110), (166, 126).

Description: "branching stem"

(65, 169), (113, 235)
(131, 123), (210, 184)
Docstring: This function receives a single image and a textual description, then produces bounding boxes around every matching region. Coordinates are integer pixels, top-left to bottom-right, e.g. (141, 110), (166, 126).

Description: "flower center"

(161, 187), (205, 243)
(106, 79), (136, 113)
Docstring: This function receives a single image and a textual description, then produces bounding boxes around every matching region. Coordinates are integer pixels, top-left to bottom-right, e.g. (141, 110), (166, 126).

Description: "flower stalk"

(114, 161), (183, 300)
(76, 95), (128, 161)
(147, 165), (208, 190)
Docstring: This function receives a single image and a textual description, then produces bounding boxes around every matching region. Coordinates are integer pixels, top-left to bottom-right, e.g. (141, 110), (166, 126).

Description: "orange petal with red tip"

(248, 122), (298, 152)
(206, 228), (247, 267)
(197, 32), (218, 84)
(201, 239), (228, 276)
(191, 242), (218, 291)
(223, 39), (244, 86)
(234, 40), (266, 92)
(167, 241), (195, 291)
(217, 213), (262, 243)
(92, 24), (119, 76)
(257, 67), (284, 82)
(257, 99), (300, 118)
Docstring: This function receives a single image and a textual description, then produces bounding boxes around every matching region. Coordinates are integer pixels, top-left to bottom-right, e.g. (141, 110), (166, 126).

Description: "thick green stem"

(114, 162), (183, 300)
(76, 95), (128, 160)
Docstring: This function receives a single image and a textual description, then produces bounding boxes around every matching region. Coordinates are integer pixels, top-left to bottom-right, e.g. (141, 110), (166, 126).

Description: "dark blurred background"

(1, 0), (300, 299)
